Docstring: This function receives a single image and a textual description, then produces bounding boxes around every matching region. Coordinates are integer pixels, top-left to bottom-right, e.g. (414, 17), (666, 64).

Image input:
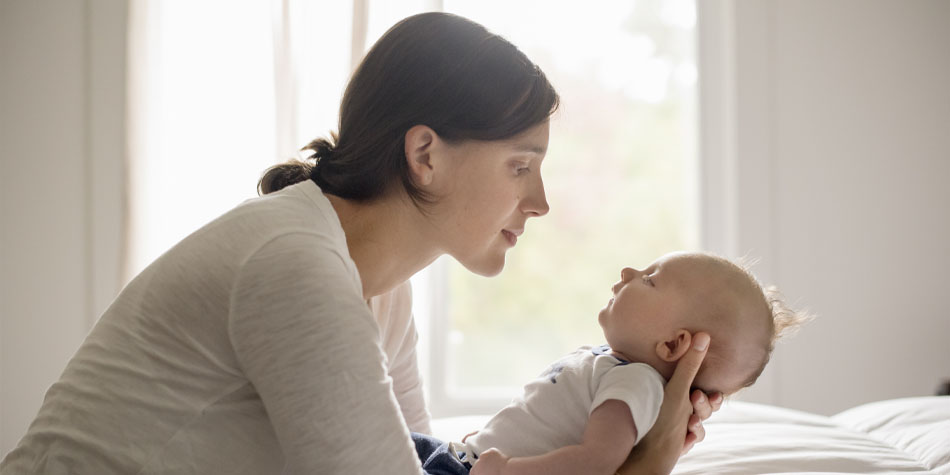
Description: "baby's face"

(598, 253), (691, 366)
(598, 252), (769, 394)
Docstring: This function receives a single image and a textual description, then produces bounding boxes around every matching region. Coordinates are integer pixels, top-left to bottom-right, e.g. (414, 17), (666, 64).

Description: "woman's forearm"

(616, 333), (713, 475)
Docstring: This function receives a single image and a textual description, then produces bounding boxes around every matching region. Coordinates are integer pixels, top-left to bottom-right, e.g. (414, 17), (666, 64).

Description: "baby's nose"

(612, 267), (636, 293)
(620, 267), (638, 282)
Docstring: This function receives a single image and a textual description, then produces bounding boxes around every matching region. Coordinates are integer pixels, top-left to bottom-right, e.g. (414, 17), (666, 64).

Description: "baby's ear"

(655, 329), (692, 362)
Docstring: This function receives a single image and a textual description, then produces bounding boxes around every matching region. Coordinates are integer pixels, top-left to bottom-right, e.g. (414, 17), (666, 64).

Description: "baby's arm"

(471, 399), (637, 475)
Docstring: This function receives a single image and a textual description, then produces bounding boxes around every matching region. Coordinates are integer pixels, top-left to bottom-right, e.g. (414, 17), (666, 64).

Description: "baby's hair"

(731, 260), (813, 390)
(763, 285), (812, 349)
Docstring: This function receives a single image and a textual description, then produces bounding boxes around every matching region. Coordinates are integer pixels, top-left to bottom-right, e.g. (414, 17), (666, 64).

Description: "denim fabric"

(412, 432), (472, 475)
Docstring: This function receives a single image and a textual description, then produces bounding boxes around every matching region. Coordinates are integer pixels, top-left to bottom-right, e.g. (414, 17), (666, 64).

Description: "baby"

(413, 251), (809, 475)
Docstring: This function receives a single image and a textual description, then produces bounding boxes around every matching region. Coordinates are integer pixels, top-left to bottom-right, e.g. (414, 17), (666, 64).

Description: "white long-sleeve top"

(0, 180), (427, 474)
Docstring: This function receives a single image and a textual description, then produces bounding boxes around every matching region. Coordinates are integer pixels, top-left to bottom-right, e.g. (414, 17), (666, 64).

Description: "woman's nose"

(522, 176), (550, 217)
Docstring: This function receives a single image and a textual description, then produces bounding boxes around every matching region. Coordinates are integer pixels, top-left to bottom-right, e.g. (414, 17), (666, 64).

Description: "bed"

(431, 396), (950, 474)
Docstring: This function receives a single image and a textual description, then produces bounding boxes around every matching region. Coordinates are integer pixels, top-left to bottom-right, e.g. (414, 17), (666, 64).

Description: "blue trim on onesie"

(592, 345), (631, 365)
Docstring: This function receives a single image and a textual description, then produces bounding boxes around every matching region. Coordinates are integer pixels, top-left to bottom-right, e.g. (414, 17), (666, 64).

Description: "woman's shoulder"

(235, 180), (340, 232)
(181, 181), (349, 261)
(161, 181), (358, 288)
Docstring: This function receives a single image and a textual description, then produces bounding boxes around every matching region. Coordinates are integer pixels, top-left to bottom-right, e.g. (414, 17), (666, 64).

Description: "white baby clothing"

(465, 345), (665, 458)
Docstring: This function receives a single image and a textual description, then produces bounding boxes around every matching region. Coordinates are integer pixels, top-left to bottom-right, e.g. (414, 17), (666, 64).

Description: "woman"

(0, 12), (719, 474)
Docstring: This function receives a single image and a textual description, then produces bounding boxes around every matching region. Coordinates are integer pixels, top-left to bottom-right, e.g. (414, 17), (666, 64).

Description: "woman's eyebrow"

(511, 144), (546, 155)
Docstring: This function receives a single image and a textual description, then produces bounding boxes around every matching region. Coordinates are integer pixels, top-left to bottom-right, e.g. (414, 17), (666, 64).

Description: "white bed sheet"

(431, 396), (950, 474)
(675, 396), (949, 474)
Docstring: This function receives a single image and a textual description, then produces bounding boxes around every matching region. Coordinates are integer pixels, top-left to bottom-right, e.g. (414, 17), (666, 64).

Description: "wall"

(0, 0), (126, 455)
(701, 0), (950, 414)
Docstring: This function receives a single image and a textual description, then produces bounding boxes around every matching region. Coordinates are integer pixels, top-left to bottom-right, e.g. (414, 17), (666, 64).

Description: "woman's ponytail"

(257, 160), (312, 195)
(256, 138), (335, 195)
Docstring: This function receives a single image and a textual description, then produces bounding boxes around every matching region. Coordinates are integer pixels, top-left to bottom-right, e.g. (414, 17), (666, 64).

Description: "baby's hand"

(470, 448), (508, 475)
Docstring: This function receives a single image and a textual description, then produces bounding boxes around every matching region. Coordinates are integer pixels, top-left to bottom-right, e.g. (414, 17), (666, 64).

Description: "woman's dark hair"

(258, 12), (560, 205)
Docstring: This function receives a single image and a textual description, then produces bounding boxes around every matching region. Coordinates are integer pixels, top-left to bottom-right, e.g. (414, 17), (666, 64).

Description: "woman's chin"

(457, 254), (506, 277)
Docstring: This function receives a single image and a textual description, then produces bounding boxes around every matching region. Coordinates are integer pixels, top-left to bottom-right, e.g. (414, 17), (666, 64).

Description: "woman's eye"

(512, 161), (532, 175)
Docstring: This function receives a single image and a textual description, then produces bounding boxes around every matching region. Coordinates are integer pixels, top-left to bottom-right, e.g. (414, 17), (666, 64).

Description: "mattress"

(432, 396), (950, 474)
(674, 396), (950, 474)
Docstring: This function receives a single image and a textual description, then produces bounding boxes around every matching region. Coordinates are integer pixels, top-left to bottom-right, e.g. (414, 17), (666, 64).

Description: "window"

(127, 0), (279, 277)
(415, 0), (700, 416)
(127, 0), (433, 277)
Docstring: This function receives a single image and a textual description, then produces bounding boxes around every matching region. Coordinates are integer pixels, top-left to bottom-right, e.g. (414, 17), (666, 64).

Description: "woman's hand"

(684, 386), (722, 455)
(615, 332), (716, 475)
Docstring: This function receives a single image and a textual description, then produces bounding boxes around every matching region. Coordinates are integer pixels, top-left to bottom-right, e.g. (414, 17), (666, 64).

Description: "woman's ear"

(655, 329), (692, 362)
(404, 125), (437, 186)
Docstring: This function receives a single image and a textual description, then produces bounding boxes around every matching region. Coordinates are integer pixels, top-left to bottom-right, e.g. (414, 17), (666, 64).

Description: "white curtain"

(124, 0), (392, 280)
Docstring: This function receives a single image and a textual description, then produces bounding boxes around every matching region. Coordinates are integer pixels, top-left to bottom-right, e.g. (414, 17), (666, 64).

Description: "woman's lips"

(502, 228), (523, 246)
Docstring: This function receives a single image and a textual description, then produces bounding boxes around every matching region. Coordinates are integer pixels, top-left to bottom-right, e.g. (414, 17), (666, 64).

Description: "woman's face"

(429, 121), (551, 276)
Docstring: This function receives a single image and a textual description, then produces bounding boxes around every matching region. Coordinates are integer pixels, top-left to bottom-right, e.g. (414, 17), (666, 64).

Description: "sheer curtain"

(128, 0), (275, 279)
(125, 0), (406, 279)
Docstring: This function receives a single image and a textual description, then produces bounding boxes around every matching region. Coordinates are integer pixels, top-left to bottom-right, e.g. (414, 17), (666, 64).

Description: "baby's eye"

(642, 275), (655, 287)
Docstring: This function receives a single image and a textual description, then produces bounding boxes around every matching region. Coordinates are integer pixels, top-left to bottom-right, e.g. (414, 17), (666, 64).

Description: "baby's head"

(598, 251), (808, 395)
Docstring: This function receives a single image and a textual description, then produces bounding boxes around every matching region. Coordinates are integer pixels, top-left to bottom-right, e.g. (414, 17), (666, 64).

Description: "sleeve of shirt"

(590, 362), (665, 445)
(228, 232), (424, 474)
(381, 282), (432, 434)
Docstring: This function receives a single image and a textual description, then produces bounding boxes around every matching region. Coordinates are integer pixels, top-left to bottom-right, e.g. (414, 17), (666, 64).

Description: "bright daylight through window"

(415, 0), (699, 416)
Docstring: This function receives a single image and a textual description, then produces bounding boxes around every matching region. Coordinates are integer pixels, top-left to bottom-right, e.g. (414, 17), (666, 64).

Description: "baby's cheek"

(690, 367), (719, 395)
